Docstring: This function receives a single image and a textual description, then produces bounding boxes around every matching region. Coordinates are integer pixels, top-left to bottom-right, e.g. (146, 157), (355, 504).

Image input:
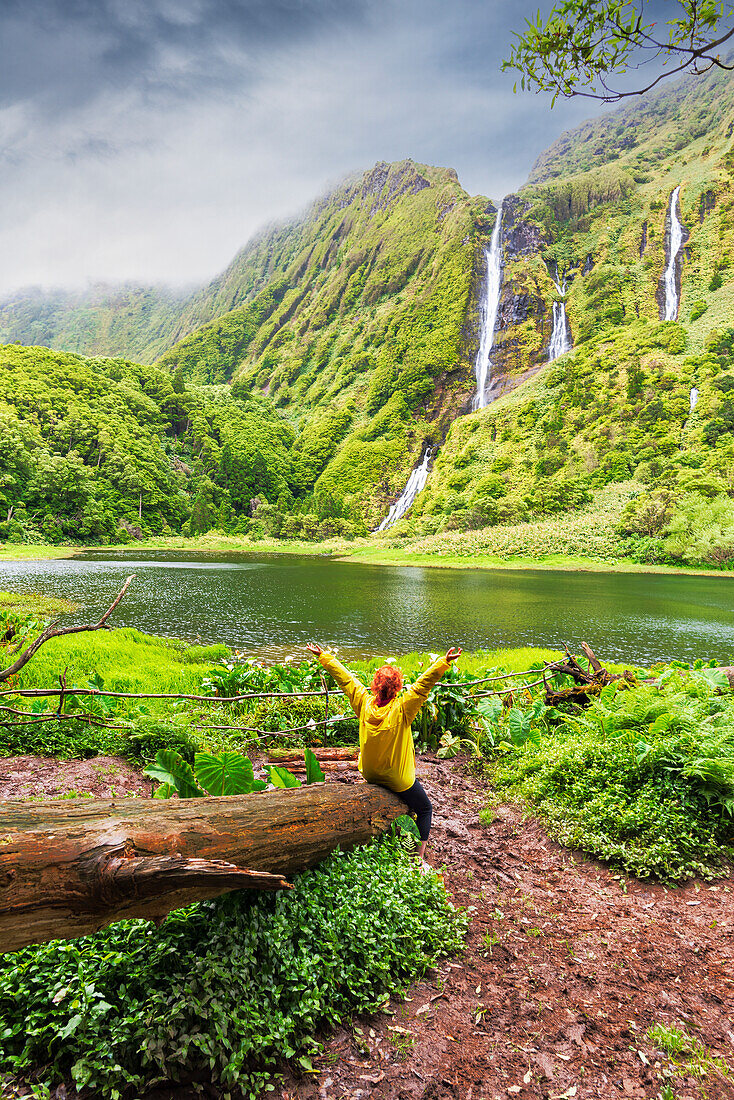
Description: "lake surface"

(1, 551), (733, 665)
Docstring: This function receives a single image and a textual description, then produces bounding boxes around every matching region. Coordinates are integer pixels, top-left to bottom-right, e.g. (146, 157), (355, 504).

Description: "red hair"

(371, 664), (403, 706)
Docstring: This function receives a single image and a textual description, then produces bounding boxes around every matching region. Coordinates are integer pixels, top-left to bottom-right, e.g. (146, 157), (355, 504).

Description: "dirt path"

(279, 757), (734, 1100)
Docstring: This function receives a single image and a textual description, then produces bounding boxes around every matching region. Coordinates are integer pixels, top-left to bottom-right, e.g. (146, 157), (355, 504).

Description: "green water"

(2, 550), (733, 664)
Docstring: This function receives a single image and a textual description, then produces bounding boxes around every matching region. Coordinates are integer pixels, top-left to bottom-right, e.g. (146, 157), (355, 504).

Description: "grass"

(0, 544), (84, 562)
(336, 547), (734, 577)
(14, 628), (229, 695)
(5, 533), (734, 579)
(647, 1023), (732, 1084)
(0, 591), (77, 616)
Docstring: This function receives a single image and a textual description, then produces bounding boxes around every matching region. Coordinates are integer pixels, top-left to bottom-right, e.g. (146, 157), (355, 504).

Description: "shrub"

(491, 673), (734, 880)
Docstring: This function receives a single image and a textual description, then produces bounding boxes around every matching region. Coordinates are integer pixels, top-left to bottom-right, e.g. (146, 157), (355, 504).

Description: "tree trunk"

(0, 783), (404, 953)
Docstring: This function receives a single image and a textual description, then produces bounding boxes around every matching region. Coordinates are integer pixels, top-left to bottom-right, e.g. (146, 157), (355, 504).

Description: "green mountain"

(0, 285), (187, 365)
(4, 65), (734, 565)
(405, 65), (734, 565)
(158, 160), (486, 523)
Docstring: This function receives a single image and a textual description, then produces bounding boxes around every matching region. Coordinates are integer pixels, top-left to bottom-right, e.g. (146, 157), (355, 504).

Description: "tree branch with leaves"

(504, 0), (734, 103)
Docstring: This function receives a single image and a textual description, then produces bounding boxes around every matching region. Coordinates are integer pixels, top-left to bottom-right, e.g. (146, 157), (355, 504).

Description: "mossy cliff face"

(393, 66), (734, 566)
(486, 194), (552, 395)
(160, 160), (482, 525)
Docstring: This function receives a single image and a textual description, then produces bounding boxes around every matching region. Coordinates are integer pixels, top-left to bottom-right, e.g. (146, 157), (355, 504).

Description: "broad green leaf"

(394, 814), (421, 840)
(304, 748), (325, 784)
(153, 782), (175, 799)
(699, 667), (729, 693)
(194, 751), (255, 796)
(143, 749), (204, 798)
(265, 765), (302, 788)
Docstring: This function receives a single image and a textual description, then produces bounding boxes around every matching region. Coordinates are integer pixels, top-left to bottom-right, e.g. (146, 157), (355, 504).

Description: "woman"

(305, 643), (461, 860)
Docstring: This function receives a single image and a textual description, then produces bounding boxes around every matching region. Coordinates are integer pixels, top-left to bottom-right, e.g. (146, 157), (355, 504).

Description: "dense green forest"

(3, 67), (734, 562)
(0, 346), (365, 544)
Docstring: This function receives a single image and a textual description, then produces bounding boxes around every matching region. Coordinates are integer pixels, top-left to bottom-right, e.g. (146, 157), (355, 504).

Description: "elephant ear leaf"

(194, 751), (255, 796)
(143, 748), (204, 798)
(304, 748), (325, 784)
(265, 765), (302, 788)
(152, 782), (175, 799)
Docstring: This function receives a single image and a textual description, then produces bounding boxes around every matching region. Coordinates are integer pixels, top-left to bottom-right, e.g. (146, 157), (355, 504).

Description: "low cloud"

(0, 0), (604, 293)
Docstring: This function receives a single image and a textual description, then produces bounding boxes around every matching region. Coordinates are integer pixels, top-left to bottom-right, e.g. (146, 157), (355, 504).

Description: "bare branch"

(0, 575), (136, 683)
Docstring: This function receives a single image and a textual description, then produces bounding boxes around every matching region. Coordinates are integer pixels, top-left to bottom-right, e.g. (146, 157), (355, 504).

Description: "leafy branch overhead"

(504, 0), (734, 102)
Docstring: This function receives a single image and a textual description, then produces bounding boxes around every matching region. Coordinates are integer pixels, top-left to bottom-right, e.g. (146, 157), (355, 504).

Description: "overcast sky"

(0, 0), (641, 293)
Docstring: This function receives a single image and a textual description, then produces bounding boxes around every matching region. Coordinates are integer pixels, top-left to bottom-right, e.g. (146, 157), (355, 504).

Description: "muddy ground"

(277, 757), (734, 1100)
(3, 754), (734, 1100)
(0, 754), (152, 800)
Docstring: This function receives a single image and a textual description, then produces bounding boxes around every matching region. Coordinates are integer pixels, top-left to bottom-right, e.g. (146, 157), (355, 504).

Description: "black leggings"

(395, 779), (432, 842)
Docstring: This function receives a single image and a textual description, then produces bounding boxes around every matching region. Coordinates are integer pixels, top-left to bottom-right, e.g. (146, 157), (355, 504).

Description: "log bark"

(0, 783), (404, 953)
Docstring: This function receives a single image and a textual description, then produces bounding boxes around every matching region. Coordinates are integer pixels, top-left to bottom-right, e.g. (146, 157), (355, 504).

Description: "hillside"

(385, 64), (734, 568)
(0, 285), (188, 365)
(4, 65), (734, 563)
(158, 160), (488, 524)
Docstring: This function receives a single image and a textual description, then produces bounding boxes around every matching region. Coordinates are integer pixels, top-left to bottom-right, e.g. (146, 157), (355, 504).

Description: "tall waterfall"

(548, 271), (572, 360)
(690, 387), (699, 412)
(663, 186), (684, 321)
(376, 447), (432, 532)
(473, 202), (504, 410)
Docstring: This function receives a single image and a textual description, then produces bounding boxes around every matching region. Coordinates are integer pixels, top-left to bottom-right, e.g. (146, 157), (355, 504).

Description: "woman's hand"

(306, 642), (323, 657)
(445, 647), (462, 663)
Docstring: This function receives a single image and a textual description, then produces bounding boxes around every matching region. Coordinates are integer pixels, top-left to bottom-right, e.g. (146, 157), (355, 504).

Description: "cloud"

(0, 0), (611, 293)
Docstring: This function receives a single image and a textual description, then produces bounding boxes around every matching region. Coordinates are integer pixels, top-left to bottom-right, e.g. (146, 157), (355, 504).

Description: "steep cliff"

(158, 160), (484, 525)
(394, 66), (734, 566)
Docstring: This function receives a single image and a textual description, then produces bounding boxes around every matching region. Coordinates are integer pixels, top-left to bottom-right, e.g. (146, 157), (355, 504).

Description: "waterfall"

(376, 447), (432, 531)
(548, 271), (572, 360)
(473, 202), (504, 410)
(663, 186), (685, 321)
(690, 386), (699, 412)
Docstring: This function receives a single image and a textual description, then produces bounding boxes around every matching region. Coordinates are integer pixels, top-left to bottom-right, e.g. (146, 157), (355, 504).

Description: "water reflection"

(1, 551), (733, 665)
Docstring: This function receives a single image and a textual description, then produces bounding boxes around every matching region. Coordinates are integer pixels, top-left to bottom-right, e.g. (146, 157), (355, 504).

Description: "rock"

(119, 517), (143, 540)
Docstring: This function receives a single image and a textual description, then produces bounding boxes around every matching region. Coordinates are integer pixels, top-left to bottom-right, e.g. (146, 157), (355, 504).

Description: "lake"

(1, 550), (733, 665)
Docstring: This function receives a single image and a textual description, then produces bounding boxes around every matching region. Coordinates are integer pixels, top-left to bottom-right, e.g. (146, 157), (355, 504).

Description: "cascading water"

(473, 202), (504, 409)
(663, 186), (684, 321)
(690, 387), (699, 412)
(548, 270), (572, 360)
(376, 447), (432, 531)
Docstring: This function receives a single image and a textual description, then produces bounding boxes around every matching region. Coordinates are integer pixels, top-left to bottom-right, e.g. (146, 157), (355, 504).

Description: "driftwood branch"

(0, 575), (136, 683)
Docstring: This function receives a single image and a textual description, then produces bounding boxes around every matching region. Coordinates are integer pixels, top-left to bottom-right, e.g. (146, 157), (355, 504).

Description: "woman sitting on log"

(306, 643), (461, 862)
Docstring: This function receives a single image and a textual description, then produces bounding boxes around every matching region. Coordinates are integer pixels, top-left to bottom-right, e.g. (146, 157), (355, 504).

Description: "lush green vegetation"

(4, 70), (734, 561)
(391, 319), (734, 567)
(0, 840), (464, 1099)
(0, 284), (187, 365)
(0, 344), (366, 544)
(478, 663), (734, 881)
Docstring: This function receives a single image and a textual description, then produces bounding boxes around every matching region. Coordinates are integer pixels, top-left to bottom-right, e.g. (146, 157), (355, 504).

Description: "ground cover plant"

(0, 839), (465, 1099)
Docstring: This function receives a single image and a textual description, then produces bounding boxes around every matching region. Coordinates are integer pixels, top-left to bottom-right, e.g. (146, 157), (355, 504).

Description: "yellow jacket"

(318, 652), (450, 793)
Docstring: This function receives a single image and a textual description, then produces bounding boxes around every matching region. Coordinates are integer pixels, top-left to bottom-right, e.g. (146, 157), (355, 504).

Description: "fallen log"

(0, 783), (404, 953)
